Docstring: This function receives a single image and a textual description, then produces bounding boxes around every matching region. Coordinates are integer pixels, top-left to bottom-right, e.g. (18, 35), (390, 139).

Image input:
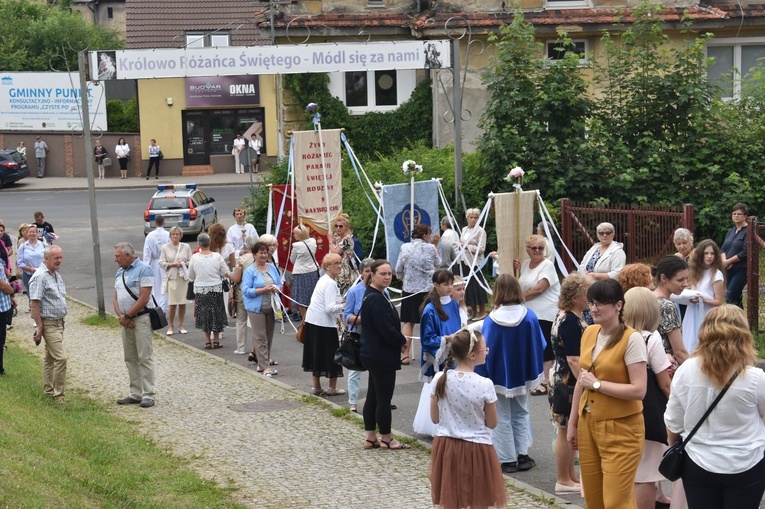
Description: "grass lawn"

(0, 342), (247, 509)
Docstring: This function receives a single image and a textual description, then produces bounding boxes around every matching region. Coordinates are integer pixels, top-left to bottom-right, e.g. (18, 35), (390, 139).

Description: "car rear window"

(150, 197), (188, 210)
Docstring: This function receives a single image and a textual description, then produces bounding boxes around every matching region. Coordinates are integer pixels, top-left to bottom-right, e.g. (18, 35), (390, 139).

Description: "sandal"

(269, 359), (279, 366)
(212, 342), (222, 349)
(530, 383), (548, 396)
(380, 439), (410, 450)
(325, 388), (346, 396)
(310, 388), (325, 396)
(204, 343), (212, 349)
(400, 356), (411, 365)
(364, 439), (381, 450)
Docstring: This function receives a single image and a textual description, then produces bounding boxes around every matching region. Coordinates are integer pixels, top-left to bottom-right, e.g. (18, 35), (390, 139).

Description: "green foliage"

(478, 2), (765, 243)
(0, 0), (124, 72)
(284, 73), (433, 160)
(106, 98), (138, 133)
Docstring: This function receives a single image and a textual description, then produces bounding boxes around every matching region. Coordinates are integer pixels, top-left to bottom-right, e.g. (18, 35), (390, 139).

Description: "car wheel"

(213, 212), (218, 224)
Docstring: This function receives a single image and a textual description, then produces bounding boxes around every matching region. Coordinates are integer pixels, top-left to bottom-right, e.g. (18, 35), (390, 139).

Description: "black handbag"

(186, 281), (195, 300)
(550, 380), (571, 415)
(121, 271), (168, 331)
(658, 373), (737, 481)
(158, 150), (164, 160)
(222, 277), (230, 293)
(334, 316), (364, 371)
(643, 334), (669, 444)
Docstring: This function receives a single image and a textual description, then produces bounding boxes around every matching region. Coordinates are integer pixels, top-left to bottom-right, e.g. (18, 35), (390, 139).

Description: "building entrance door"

(182, 111), (210, 165)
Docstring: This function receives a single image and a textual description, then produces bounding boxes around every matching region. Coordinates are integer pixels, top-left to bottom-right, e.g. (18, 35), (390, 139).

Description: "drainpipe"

(86, 0), (100, 24)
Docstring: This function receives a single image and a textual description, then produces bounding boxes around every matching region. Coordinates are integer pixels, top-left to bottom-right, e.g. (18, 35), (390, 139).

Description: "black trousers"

(0, 307), (10, 374)
(146, 157), (160, 177)
(363, 366), (396, 435)
(683, 452), (765, 509)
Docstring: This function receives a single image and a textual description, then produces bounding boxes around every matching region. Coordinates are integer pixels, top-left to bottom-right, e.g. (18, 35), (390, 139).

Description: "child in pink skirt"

(429, 328), (507, 509)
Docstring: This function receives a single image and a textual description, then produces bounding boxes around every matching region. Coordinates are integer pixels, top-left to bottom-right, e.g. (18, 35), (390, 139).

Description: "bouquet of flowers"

(504, 166), (524, 189)
(402, 160), (423, 177)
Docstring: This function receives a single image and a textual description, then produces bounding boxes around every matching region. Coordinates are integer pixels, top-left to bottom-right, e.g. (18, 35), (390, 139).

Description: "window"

(328, 69), (416, 115)
(368, 0), (384, 6)
(107, 7), (113, 18)
(185, 32), (231, 48)
(545, 0), (590, 10)
(707, 38), (765, 99)
(546, 40), (588, 64)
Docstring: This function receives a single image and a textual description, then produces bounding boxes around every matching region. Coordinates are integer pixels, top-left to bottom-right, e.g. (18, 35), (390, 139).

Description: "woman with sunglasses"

(567, 279), (647, 509)
(580, 222), (626, 282)
(330, 213), (358, 295)
(515, 234), (560, 396)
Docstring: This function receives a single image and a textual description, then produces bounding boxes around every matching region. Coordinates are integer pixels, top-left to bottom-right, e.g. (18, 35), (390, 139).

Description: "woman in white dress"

(159, 226), (192, 335)
(232, 133), (246, 174)
(458, 208), (487, 320)
(680, 239), (724, 354)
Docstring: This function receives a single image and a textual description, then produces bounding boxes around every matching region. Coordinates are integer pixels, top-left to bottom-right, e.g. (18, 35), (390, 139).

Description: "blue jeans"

(347, 369), (362, 405)
(493, 393), (531, 463)
(726, 267), (746, 308)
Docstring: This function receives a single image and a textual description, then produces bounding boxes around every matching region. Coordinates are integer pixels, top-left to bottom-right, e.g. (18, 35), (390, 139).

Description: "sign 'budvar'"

(89, 40), (451, 80)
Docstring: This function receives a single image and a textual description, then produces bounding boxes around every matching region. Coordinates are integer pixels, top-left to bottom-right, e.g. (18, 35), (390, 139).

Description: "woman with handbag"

(302, 253), (345, 395)
(242, 241), (282, 377)
(290, 225), (320, 321)
(158, 226), (192, 335)
(566, 279), (647, 509)
(187, 233), (230, 350)
(343, 258), (375, 413)
(664, 305), (765, 509)
(93, 139), (108, 180)
(548, 272), (591, 495)
(360, 259), (409, 450)
(623, 287), (672, 509)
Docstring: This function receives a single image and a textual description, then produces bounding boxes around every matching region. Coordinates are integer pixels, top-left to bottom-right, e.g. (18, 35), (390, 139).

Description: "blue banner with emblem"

(382, 180), (439, 268)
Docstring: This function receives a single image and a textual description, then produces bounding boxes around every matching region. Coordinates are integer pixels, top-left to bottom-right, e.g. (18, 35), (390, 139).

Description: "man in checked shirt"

(29, 245), (67, 403)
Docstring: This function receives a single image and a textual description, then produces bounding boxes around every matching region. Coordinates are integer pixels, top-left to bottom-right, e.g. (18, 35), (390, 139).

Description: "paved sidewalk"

(8, 298), (576, 509)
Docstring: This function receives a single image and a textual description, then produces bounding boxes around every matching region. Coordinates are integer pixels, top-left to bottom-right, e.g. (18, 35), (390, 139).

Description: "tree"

(0, 0), (124, 72)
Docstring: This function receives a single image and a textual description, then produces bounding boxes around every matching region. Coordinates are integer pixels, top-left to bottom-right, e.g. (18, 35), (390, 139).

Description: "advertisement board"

(90, 40), (450, 80)
(0, 72), (107, 131)
(185, 75), (260, 107)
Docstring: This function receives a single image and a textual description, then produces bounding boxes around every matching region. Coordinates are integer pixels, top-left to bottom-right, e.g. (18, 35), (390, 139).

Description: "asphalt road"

(1, 186), (584, 505)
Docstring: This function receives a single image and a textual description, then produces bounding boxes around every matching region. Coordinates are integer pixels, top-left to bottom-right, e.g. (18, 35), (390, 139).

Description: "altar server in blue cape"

(413, 270), (463, 435)
(474, 273), (546, 474)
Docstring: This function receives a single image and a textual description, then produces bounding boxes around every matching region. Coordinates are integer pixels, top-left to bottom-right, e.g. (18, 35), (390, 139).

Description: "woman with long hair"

(567, 279), (647, 509)
(665, 305), (765, 508)
(653, 256), (690, 366)
(680, 239), (724, 353)
(115, 137), (130, 179)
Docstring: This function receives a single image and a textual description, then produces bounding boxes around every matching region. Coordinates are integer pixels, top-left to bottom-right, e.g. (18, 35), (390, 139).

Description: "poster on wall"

(185, 76), (260, 107)
(0, 72), (107, 131)
(292, 129), (342, 234)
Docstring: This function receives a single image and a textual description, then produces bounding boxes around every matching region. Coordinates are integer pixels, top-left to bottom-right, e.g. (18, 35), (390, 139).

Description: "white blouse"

(290, 238), (319, 275)
(305, 274), (343, 327)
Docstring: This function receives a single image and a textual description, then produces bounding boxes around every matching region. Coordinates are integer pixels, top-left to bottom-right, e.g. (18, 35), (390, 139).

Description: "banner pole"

(410, 175), (415, 238)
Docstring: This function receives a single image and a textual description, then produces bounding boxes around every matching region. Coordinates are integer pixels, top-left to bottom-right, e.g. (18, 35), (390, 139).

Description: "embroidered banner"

(493, 191), (537, 275)
(382, 179), (439, 268)
(292, 129), (342, 234)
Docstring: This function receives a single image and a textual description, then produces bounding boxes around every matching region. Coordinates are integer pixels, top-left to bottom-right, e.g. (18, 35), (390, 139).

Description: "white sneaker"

(233, 349), (246, 355)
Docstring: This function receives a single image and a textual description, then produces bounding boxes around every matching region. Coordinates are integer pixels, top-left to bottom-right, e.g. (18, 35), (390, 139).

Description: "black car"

(0, 150), (30, 187)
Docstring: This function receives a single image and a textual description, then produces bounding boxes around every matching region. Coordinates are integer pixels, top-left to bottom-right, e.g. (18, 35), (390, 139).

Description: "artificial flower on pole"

(402, 160), (423, 238)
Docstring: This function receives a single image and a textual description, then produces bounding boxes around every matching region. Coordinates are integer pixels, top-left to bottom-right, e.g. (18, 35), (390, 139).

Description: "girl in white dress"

(429, 328), (507, 509)
(681, 239), (724, 353)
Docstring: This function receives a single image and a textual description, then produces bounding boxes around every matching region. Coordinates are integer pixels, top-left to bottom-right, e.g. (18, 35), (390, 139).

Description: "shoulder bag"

(642, 333), (669, 444)
(658, 372), (737, 481)
(303, 240), (320, 273)
(121, 271), (168, 331)
(334, 315), (364, 371)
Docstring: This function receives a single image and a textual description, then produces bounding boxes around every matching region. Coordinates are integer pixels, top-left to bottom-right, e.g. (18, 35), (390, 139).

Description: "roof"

(126, 0), (271, 49)
(268, 4), (765, 34)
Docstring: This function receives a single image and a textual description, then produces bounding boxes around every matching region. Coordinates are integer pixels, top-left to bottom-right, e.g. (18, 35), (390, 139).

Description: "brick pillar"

(132, 135), (142, 177)
(64, 134), (75, 177)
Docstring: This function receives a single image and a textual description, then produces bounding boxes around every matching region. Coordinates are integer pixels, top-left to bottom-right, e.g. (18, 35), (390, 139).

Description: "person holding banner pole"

(330, 214), (358, 295)
(459, 208), (487, 321)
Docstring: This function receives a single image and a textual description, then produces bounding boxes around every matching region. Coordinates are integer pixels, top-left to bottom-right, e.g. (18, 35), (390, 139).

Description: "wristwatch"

(592, 381), (602, 391)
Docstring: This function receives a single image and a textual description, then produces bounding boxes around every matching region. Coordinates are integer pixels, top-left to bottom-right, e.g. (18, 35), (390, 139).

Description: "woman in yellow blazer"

(567, 279), (648, 509)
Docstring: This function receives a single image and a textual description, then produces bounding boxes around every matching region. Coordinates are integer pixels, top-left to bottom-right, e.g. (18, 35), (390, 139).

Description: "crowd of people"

(2, 200), (764, 509)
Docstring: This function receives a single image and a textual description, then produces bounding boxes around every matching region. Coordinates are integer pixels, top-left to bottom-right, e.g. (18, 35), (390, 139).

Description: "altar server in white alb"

(143, 215), (170, 311)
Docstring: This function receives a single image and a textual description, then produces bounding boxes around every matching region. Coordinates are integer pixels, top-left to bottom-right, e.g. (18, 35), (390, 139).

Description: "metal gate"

(560, 199), (694, 271)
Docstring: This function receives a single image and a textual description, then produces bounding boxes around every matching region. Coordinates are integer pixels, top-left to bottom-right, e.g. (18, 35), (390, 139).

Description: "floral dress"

(658, 297), (682, 356)
(335, 235), (358, 295)
(548, 309), (586, 427)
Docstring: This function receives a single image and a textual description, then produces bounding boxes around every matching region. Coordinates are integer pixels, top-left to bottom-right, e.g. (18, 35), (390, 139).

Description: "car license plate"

(179, 221), (189, 227)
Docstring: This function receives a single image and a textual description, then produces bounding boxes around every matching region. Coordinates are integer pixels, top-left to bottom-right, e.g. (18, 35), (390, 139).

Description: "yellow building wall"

(137, 76), (278, 161)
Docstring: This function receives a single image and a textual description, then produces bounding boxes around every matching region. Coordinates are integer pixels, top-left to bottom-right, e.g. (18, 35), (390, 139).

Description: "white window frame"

(185, 32), (231, 48)
(706, 37), (765, 100)
(328, 69), (417, 115)
(546, 39), (589, 66)
(545, 0), (591, 10)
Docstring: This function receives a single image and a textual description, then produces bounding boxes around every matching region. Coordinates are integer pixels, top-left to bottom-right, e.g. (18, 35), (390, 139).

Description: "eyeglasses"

(732, 212), (745, 216)
(474, 347), (490, 353)
(586, 300), (614, 309)
(597, 231), (613, 236)
(528, 246), (545, 251)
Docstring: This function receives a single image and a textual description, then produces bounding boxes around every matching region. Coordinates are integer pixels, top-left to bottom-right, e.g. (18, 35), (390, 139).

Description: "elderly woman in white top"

(514, 234), (561, 396)
(664, 305), (765, 509)
(289, 224), (320, 320)
(302, 253), (346, 396)
(459, 208), (488, 320)
(395, 223), (440, 365)
(230, 234), (257, 355)
(159, 226), (192, 335)
(580, 222), (626, 281)
(187, 232), (230, 350)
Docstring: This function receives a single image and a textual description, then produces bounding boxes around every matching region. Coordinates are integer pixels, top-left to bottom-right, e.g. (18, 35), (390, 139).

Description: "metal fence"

(746, 216), (765, 332)
(560, 199), (695, 272)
